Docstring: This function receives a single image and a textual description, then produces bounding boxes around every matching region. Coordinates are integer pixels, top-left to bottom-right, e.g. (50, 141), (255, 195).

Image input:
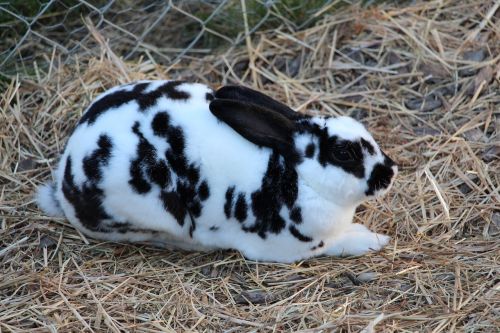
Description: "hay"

(1, 0), (499, 331)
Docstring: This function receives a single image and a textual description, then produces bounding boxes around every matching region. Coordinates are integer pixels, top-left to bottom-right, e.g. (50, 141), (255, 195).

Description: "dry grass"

(1, 0), (499, 332)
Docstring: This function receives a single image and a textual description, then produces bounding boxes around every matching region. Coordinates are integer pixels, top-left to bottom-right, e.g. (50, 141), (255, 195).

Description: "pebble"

(357, 272), (379, 283)
(405, 95), (442, 112)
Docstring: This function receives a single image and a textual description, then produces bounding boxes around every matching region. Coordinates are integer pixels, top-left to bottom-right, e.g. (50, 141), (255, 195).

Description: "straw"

(0, 0), (498, 331)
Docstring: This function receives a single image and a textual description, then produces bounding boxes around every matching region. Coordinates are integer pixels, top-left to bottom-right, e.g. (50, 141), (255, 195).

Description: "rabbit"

(36, 81), (397, 263)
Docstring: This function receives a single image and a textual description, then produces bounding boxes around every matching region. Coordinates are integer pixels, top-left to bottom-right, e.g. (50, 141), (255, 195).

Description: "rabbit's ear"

(209, 99), (299, 161)
(214, 85), (302, 120)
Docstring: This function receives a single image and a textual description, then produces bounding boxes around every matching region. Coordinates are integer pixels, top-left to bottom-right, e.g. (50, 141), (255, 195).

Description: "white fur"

(36, 183), (64, 217)
(37, 80), (396, 263)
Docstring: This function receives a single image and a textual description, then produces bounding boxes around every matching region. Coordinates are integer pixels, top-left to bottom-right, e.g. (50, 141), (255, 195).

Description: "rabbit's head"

(294, 116), (397, 206)
(210, 86), (397, 207)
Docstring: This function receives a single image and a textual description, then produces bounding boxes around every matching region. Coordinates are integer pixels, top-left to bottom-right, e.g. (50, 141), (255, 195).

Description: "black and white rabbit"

(37, 81), (397, 263)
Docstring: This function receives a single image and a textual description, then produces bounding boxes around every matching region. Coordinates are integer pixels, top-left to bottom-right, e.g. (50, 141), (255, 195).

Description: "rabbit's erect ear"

(209, 99), (299, 161)
(214, 85), (302, 121)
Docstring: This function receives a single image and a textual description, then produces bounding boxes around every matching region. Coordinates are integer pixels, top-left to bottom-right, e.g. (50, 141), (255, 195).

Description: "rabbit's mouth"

(365, 155), (398, 197)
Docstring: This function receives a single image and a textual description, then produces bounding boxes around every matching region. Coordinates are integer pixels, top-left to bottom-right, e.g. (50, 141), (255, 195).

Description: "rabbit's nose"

(365, 161), (396, 196)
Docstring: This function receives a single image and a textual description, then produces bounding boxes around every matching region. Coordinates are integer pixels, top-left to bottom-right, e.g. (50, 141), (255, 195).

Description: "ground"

(0, 0), (498, 332)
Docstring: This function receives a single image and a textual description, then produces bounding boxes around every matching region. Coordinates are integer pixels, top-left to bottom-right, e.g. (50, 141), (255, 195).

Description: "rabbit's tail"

(36, 183), (64, 217)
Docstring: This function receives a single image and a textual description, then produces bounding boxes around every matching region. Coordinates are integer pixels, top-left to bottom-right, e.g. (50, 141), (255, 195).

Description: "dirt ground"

(1, 0), (499, 332)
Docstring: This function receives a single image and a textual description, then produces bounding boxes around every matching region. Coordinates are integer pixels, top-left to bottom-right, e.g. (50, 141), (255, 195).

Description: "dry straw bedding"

(1, 0), (499, 332)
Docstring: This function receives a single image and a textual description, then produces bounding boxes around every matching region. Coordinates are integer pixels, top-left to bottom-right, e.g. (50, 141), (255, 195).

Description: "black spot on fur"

(160, 191), (186, 226)
(289, 225), (312, 242)
(289, 207), (302, 224)
(361, 138), (375, 155)
(115, 228), (157, 234)
(174, 179), (194, 203)
(166, 126), (185, 154)
(174, 178), (199, 238)
(187, 165), (200, 184)
(165, 150), (187, 178)
(62, 156), (110, 231)
(206, 92), (214, 101)
(189, 200), (202, 218)
(244, 152), (299, 239)
(136, 86), (163, 110)
(281, 160), (298, 208)
(135, 81), (189, 110)
(164, 125), (190, 179)
(79, 81), (190, 125)
(129, 122), (171, 193)
(82, 135), (113, 182)
(114, 226), (133, 234)
(305, 143), (315, 158)
(79, 83), (149, 125)
(209, 225), (219, 231)
(151, 111), (170, 137)
(99, 221), (159, 235)
(157, 81), (190, 100)
(149, 160), (169, 188)
(105, 221), (156, 234)
(224, 187), (235, 219)
(365, 163), (394, 196)
(198, 181), (209, 201)
(189, 218), (196, 238)
(234, 193), (248, 222)
(105, 222), (157, 234)
(311, 240), (324, 250)
(176, 179), (202, 219)
(106, 221), (132, 229)
(129, 159), (151, 194)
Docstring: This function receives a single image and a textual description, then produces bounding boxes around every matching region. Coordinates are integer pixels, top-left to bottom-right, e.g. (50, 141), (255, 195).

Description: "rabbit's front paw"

(325, 228), (390, 257)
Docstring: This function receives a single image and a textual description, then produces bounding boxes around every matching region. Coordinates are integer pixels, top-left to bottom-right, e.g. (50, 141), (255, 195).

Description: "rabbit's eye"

(331, 146), (355, 162)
